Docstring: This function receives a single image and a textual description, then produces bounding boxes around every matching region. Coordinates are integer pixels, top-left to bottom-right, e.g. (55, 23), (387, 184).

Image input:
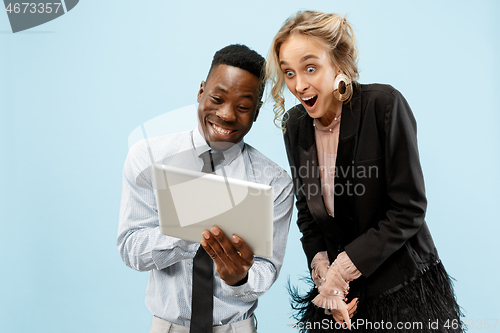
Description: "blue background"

(1, 0), (499, 332)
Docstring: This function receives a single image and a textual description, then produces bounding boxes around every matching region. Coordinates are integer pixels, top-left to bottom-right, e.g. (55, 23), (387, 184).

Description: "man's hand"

(200, 226), (254, 286)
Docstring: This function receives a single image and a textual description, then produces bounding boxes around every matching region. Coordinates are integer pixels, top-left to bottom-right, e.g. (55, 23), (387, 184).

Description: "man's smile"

(209, 121), (237, 136)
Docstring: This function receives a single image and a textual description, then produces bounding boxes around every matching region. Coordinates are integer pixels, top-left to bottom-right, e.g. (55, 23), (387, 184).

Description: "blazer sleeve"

(344, 89), (428, 277)
(284, 117), (328, 270)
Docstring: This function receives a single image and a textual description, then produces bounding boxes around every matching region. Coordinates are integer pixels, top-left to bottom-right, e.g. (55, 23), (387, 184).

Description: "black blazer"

(284, 83), (439, 298)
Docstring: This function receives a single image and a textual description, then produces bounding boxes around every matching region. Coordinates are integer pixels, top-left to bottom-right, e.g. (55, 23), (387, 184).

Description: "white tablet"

(152, 163), (274, 258)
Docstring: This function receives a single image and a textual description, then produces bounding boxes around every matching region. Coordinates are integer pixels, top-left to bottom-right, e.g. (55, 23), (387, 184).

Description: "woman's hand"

(326, 297), (358, 328)
(312, 252), (362, 330)
(311, 251), (330, 288)
(312, 261), (352, 328)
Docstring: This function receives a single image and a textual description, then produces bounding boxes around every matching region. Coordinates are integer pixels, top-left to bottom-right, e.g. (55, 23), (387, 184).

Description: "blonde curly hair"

(266, 11), (359, 128)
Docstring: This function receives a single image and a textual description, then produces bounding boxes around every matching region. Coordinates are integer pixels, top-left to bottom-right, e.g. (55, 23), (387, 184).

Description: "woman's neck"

(318, 102), (342, 127)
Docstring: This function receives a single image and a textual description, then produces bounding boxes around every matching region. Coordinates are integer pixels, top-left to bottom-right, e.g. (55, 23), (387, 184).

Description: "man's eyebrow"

(239, 94), (255, 101)
(215, 86), (255, 100)
(215, 86), (227, 93)
(280, 54), (319, 66)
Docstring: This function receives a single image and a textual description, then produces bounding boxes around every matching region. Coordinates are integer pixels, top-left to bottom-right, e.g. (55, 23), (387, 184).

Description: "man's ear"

(253, 101), (262, 122)
(197, 81), (205, 103)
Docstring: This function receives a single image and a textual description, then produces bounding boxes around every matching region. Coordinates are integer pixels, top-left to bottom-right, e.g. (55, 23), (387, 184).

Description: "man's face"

(197, 64), (261, 150)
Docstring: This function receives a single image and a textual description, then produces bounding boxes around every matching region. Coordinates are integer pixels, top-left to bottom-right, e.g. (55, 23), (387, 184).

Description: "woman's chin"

(305, 106), (324, 120)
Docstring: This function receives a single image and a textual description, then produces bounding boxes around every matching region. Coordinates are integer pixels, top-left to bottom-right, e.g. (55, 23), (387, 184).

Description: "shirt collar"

(193, 126), (245, 165)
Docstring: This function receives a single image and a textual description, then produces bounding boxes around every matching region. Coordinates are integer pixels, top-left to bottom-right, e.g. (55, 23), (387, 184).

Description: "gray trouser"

(149, 315), (257, 333)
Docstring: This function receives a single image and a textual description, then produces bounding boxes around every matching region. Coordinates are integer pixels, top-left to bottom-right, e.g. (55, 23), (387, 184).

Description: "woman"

(266, 11), (463, 332)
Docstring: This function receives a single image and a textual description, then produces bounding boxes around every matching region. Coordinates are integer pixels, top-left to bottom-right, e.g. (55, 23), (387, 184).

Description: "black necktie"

(200, 150), (225, 173)
(190, 150), (224, 333)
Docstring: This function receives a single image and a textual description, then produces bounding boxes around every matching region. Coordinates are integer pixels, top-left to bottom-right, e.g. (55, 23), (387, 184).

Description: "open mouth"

(210, 122), (236, 136)
(302, 95), (318, 108)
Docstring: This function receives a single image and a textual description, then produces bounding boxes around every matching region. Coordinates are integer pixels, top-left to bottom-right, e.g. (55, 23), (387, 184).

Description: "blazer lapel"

(335, 89), (362, 182)
(334, 86), (363, 224)
(296, 113), (330, 225)
(295, 86), (363, 239)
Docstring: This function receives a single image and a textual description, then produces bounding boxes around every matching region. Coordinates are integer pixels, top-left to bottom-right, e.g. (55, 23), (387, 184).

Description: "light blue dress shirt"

(117, 127), (293, 327)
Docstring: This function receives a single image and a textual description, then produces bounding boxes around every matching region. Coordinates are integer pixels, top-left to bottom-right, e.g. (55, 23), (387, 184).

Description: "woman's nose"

(295, 74), (309, 93)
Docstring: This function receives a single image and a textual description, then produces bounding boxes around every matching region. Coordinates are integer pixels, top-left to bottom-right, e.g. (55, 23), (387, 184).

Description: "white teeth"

(212, 123), (232, 135)
(301, 95), (317, 101)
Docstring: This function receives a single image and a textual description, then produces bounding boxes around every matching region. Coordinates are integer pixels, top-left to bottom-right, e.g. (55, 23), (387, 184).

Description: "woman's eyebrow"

(280, 54), (319, 66)
(300, 54), (319, 62)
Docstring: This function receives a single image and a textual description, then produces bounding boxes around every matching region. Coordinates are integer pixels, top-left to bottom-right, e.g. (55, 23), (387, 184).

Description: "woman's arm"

(345, 88), (427, 277)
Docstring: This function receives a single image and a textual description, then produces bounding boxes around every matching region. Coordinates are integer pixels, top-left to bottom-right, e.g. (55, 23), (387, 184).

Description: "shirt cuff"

(337, 251), (362, 281)
(219, 268), (255, 298)
(311, 251), (330, 270)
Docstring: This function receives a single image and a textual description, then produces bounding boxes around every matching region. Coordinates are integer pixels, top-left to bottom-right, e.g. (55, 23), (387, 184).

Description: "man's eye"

(211, 96), (222, 103)
(238, 106), (250, 112)
(307, 67), (315, 73)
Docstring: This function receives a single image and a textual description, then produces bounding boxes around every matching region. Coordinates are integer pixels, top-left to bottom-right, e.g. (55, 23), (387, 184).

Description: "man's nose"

(216, 105), (237, 122)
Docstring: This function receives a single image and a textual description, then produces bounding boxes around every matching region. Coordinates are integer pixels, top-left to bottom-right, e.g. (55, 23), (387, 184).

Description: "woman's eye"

(285, 71), (294, 78)
(307, 67), (316, 73)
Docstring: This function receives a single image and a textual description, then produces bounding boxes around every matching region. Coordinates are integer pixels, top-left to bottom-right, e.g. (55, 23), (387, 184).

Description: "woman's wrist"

(311, 251), (330, 287)
(336, 251), (362, 281)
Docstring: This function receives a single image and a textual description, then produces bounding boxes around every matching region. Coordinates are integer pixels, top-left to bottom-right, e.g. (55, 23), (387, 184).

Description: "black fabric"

(190, 150), (224, 333)
(289, 261), (464, 333)
(200, 150), (224, 173)
(190, 247), (214, 333)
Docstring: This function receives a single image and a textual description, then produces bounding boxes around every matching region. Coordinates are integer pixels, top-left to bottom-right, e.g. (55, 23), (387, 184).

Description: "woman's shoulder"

(357, 82), (403, 99)
(356, 83), (416, 129)
(356, 83), (410, 113)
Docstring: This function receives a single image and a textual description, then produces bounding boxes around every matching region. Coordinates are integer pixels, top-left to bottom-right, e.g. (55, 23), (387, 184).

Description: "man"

(117, 44), (294, 332)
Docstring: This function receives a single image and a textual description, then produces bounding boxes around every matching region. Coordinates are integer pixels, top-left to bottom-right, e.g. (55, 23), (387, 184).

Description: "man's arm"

(117, 141), (199, 271)
(202, 168), (294, 302)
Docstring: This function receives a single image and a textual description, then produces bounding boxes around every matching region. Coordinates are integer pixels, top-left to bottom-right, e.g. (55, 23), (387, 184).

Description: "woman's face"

(279, 34), (341, 124)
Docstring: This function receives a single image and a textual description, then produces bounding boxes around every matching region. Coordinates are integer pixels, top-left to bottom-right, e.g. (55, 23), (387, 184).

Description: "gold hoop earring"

(333, 74), (352, 102)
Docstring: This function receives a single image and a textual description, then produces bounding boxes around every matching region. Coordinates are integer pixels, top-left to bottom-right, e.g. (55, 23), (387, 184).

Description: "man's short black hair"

(207, 44), (266, 100)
